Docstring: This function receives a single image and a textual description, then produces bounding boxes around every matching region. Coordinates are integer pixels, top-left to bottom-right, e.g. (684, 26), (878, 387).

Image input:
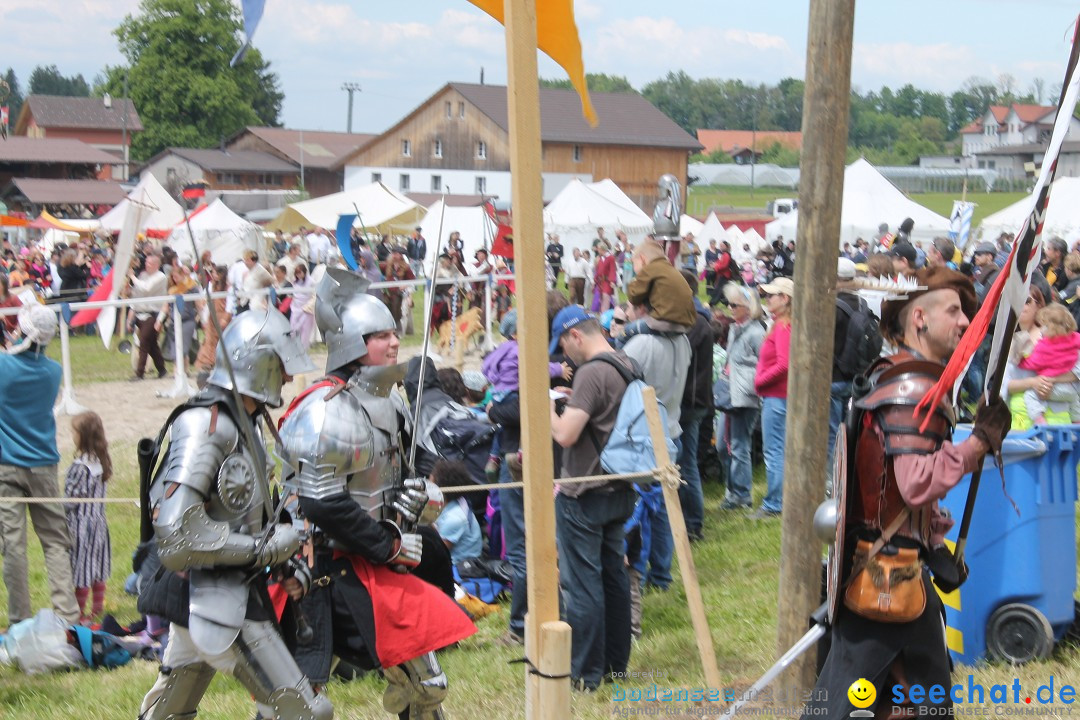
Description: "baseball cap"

(973, 242), (997, 256)
(549, 305), (592, 355)
(888, 242), (917, 265)
(837, 257), (857, 280)
(760, 277), (795, 297)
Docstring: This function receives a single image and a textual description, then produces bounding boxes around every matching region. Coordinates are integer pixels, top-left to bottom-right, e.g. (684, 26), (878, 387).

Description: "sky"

(4, 0), (1080, 134)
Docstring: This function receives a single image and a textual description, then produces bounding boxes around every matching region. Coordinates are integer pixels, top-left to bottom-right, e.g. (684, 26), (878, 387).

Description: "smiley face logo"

(847, 678), (876, 709)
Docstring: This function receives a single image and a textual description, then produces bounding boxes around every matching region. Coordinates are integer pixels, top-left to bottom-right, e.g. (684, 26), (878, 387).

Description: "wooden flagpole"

(777, 0), (855, 691)
(502, 0), (570, 717)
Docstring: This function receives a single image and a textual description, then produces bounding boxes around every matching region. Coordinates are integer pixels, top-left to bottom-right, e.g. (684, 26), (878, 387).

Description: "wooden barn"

(336, 82), (702, 210)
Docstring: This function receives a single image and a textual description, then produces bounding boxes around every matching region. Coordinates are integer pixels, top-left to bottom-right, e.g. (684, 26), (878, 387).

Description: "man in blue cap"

(548, 305), (638, 692)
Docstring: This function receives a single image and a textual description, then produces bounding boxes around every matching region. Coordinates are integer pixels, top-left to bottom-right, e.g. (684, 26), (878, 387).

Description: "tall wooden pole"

(503, 1), (569, 718)
(777, 0), (855, 690)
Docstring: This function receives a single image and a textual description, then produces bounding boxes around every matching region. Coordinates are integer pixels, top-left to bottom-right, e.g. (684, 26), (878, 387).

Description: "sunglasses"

(612, 318), (626, 325)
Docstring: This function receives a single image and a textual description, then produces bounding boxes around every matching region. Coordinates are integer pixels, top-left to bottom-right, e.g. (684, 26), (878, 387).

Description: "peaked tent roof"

(978, 177), (1080, 245)
(16, 95), (143, 133)
(97, 173), (186, 232)
(543, 178), (652, 234)
(266, 181), (424, 234)
(165, 199), (262, 266)
(764, 158), (952, 248)
(680, 214), (704, 237)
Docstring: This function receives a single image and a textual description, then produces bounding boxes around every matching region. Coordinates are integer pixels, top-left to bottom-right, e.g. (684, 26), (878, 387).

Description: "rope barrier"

(0, 463), (681, 504)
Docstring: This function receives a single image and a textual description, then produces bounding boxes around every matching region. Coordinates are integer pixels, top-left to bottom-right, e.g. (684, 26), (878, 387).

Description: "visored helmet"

(206, 308), (316, 407)
(316, 266), (397, 373)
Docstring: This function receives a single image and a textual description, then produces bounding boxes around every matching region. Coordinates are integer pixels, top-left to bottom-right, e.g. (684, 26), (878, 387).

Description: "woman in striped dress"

(64, 411), (112, 625)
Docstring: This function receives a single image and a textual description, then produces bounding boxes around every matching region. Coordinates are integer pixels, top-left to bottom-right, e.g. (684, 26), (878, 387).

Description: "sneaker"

(157, 369), (169, 379)
(571, 678), (599, 693)
(720, 499), (750, 510)
(749, 508), (781, 520)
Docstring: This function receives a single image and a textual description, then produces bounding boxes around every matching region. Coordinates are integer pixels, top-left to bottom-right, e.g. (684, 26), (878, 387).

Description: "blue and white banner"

(230, 0), (267, 67)
(948, 200), (975, 250)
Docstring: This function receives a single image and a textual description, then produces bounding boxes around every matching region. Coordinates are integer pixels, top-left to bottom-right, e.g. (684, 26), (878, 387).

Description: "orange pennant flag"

(468, 0), (597, 127)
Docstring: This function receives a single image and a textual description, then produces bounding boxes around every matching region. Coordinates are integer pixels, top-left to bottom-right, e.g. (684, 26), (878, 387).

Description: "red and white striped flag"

(918, 20), (1080, 424)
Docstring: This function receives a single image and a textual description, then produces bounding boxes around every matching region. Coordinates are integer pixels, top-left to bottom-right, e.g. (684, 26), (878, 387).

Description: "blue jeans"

(725, 406), (760, 506)
(760, 397), (787, 513)
(677, 407), (708, 535)
(555, 487), (637, 689)
(497, 460), (527, 638)
(826, 381), (852, 495)
(645, 435), (679, 590)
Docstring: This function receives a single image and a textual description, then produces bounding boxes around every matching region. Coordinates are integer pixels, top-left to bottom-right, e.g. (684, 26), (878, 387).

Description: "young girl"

(1018, 303), (1080, 424)
(64, 411), (113, 624)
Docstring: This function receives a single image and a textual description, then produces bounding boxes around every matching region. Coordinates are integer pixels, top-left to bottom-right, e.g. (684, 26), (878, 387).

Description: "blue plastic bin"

(940, 425), (1080, 665)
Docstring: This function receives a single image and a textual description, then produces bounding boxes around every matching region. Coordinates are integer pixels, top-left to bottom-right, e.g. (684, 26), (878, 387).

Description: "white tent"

(418, 200), (498, 267)
(977, 177), (1080, 248)
(266, 182), (424, 235)
(165, 199), (263, 266)
(98, 174), (186, 233)
(543, 178), (653, 254)
(680, 214), (704, 237)
(696, 212), (728, 247)
(764, 158), (952, 248)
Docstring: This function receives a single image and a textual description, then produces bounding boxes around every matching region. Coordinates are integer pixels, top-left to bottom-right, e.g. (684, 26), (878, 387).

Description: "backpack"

(584, 353), (677, 476)
(834, 295), (883, 379)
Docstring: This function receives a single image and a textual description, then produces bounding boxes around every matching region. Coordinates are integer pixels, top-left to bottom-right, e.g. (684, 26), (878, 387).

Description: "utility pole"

(341, 82), (362, 134)
(777, 0), (855, 692)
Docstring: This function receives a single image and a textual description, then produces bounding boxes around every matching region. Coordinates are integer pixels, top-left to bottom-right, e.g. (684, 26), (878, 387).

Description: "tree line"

(542, 70), (1060, 166)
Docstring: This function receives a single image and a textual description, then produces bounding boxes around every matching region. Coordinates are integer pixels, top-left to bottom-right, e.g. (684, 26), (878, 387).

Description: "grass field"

(3, 429), (1080, 718)
(687, 185), (1027, 230)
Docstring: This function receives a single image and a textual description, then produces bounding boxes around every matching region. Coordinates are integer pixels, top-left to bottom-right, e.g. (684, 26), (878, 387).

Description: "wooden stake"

(641, 386), (721, 691)
(779, 0), (855, 691)
(502, 0), (564, 717)
(536, 621), (572, 719)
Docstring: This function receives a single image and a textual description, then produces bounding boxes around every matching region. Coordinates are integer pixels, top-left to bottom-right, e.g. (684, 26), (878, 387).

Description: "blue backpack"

(585, 353), (677, 476)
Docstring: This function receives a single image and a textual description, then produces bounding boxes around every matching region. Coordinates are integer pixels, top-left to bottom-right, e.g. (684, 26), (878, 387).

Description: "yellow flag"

(468, 0), (597, 127)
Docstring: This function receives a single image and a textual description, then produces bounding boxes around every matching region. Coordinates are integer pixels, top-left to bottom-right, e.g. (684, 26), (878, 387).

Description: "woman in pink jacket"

(753, 277), (793, 517)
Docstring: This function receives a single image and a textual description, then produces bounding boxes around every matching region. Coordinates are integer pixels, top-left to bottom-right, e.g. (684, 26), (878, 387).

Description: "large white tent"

(165, 199), (263, 266)
(680, 214), (704, 237)
(418, 200), (499, 267)
(266, 182), (423, 235)
(98, 174), (186, 233)
(765, 158), (952, 248)
(542, 178), (652, 254)
(977, 177), (1080, 248)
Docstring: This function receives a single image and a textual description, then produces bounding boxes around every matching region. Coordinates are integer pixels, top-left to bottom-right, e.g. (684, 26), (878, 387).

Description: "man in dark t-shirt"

(548, 306), (636, 691)
(546, 236), (565, 287)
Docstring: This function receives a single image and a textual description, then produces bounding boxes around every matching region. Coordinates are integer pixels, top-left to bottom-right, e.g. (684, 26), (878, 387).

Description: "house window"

(477, 141), (487, 159)
(432, 175), (442, 192)
(402, 139), (411, 157)
(573, 144), (583, 162)
(434, 139), (443, 158)
(459, 102), (465, 119)
(445, 102), (452, 118)
(372, 172), (382, 183)
(400, 174), (411, 191)
(475, 176), (486, 194)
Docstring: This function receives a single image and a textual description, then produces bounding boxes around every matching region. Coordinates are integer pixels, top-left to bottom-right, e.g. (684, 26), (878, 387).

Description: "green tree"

(28, 65), (90, 96)
(99, 0), (283, 161)
(0, 69), (24, 126)
(540, 73), (636, 93)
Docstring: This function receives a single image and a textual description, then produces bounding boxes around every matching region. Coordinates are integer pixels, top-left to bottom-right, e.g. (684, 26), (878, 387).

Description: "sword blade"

(726, 622), (827, 716)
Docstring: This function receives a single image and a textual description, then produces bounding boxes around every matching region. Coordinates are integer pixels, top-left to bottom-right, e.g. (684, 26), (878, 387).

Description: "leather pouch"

(843, 539), (926, 623)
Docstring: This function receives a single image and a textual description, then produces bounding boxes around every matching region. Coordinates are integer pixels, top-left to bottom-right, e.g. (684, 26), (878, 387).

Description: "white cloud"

(852, 42), (980, 91)
(590, 17), (800, 86)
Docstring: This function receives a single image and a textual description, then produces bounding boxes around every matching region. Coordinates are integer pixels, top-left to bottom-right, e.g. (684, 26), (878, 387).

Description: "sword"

(725, 603), (829, 716)
(407, 187), (450, 473)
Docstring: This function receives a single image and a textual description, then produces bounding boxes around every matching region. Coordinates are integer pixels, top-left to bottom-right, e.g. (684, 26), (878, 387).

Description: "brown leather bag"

(844, 539), (926, 623)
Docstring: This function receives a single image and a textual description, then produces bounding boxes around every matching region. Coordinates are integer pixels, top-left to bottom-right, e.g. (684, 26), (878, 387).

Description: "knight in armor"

(652, 174), (682, 266)
(805, 267), (1011, 719)
(277, 267), (475, 720)
(137, 308), (331, 720)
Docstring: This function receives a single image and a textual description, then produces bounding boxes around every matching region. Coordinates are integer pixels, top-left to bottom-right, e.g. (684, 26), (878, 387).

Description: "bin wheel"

(986, 603), (1054, 664)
